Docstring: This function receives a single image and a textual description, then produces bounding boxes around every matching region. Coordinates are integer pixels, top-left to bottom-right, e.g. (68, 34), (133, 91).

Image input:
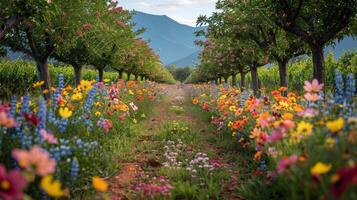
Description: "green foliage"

(0, 60), (119, 98)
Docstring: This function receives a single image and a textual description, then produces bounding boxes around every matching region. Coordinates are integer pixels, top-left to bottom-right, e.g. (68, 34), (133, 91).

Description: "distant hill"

(132, 11), (204, 66)
(168, 51), (200, 67)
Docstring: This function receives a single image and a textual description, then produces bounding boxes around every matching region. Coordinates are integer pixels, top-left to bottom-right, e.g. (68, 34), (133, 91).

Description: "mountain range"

(132, 11), (203, 67)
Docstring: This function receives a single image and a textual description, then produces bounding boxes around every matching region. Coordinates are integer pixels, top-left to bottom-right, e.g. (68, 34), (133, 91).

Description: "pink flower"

(304, 79), (324, 93)
(40, 129), (58, 144)
(297, 108), (318, 118)
(0, 111), (16, 128)
(276, 155), (298, 174)
(0, 164), (27, 200)
(268, 128), (286, 143)
(130, 102), (138, 111)
(12, 146), (56, 176)
(304, 93), (321, 102)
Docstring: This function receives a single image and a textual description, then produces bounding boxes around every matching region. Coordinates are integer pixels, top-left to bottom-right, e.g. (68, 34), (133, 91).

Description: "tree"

(271, 0), (357, 85)
(2, 0), (99, 91)
(0, 0), (47, 40)
(172, 67), (192, 83)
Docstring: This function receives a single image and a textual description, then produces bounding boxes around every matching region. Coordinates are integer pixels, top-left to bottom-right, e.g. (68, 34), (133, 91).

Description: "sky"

(119, 0), (216, 26)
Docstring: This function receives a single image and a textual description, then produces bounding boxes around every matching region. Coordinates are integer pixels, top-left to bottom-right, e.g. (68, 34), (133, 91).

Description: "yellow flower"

(330, 174), (340, 183)
(95, 111), (101, 117)
(296, 121), (313, 137)
(59, 107), (72, 118)
(92, 176), (108, 192)
(310, 162), (332, 175)
(40, 176), (68, 198)
(43, 89), (49, 94)
(103, 78), (110, 83)
(129, 90), (134, 95)
(326, 118), (344, 133)
(33, 81), (45, 88)
(71, 93), (83, 101)
(325, 137), (336, 148)
(229, 106), (237, 112)
(95, 102), (103, 107)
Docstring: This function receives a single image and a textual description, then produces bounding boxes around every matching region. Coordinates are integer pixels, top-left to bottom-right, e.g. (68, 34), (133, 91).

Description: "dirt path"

(110, 85), (241, 200)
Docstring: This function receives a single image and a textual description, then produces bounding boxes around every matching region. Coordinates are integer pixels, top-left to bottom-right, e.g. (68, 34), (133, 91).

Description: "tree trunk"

(278, 59), (288, 87)
(36, 60), (51, 91)
(140, 76), (144, 81)
(311, 44), (325, 85)
(73, 65), (83, 86)
(218, 77), (222, 84)
(240, 72), (246, 90)
(118, 70), (124, 80)
(250, 66), (260, 97)
(232, 74), (237, 87)
(98, 68), (104, 82)
(223, 76), (228, 84)
(127, 73), (131, 81)
(134, 74), (138, 81)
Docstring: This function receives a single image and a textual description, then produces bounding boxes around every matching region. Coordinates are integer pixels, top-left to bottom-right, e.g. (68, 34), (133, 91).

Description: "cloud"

(137, 0), (214, 10)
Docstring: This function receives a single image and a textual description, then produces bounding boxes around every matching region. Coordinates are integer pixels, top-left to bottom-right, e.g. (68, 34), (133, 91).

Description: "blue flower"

(70, 157), (80, 183)
(334, 69), (344, 105)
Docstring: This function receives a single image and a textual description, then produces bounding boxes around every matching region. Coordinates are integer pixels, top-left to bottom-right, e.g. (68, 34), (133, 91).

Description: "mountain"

(168, 51), (200, 67)
(132, 11), (204, 66)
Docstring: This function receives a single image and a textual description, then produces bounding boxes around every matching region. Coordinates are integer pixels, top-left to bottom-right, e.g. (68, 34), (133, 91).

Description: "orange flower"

(279, 86), (288, 92)
(253, 151), (263, 161)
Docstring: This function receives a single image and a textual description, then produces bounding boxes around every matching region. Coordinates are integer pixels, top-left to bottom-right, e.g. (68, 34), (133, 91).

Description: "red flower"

(330, 166), (357, 198)
(202, 103), (209, 111)
(23, 113), (40, 126)
(0, 164), (27, 200)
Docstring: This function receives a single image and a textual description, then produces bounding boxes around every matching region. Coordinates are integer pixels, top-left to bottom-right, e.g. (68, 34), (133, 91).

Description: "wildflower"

(71, 93), (83, 101)
(130, 102), (138, 111)
(0, 164), (27, 200)
(296, 121), (313, 137)
(304, 92), (321, 102)
(103, 78), (110, 83)
(33, 81), (45, 88)
(40, 129), (58, 144)
(276, 155), (298, 174)
(40, 176), (68, 198)
(304, 79), (324, 93)
(229, 106), (237, 112)
(326, 118), (344, 133)
(23, 113), (40, 126)
(43, 89), (49, 94)
(311, 162), (332, 175)
(325, 137), (336, 148)
(129, 90), (134, 95)
(12, 146), (56, 176)
(92, 176), (108, 192)
(329, 166), (357, 198)
(59, 107), (72, 119)
(0, 111), (16, 128)
(95, 111), (101, 117)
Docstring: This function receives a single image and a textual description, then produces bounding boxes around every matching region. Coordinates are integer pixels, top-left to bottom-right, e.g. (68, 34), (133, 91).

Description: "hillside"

(132, 11), (204, 65)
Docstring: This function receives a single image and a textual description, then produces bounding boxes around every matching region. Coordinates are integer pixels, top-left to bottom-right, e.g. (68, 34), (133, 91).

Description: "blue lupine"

(57, 119), (69, 133)
(70, 157), (80, 183)
(334, 69), (344, 105)
(84, 86), (97, 112)
(9, 96), (17, 118)
(345, 73), (356, 104)
(20, 95), (31, 115)
(36, 97), (47, 132)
